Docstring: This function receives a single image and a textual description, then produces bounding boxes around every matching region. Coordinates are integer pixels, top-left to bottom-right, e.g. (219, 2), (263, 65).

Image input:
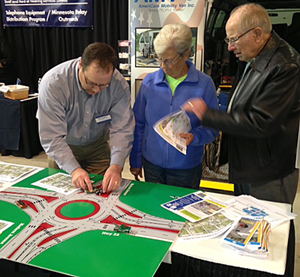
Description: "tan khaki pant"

(48, 134), (110, 175)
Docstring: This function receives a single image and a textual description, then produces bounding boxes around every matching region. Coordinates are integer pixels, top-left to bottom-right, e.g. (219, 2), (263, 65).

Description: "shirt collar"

(251, 31), (280, 73)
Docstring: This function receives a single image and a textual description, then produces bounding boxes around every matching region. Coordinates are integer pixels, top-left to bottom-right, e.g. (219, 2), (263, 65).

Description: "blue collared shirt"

(37, 57), (134, 174)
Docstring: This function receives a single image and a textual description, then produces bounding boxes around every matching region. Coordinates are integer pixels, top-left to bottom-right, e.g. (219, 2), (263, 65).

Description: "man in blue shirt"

(37, 42), (135, 193)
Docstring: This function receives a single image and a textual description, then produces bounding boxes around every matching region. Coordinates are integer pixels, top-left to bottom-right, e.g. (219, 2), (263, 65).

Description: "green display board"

(0, 168), (193, 277)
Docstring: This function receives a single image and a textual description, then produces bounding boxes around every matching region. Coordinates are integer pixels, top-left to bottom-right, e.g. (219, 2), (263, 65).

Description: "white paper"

(0, 162), (41, 183)
(31, 173), (79, 195)
(178, 211), (234, 240)
(0, 219), (14, 234)
(0, 86), (10, 93)
(224, 195), (296, 228)
(161, 191), (228, 222)
(153, 110), (191, 154)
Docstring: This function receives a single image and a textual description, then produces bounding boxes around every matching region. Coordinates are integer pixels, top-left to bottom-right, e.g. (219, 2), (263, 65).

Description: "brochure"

(236, 219), (271, 259)
(223, 217), (262, 248)
(32, 173), (78, 195)
(178, 211), (235, 240)
(0, 162), (40, 183)
(161, 191), (228, 222)
(224, 195), (296, 227)
(153, 110), (191, 155)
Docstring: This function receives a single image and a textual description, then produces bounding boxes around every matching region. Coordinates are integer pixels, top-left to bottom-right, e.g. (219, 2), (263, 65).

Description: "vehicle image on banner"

(138, 29), (159, 58)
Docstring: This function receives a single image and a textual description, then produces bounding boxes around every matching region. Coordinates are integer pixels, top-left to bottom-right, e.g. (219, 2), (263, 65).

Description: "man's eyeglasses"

(83, 72), (110, 89)
(157, 54), (182, 67)
(224, 27), (256, 45)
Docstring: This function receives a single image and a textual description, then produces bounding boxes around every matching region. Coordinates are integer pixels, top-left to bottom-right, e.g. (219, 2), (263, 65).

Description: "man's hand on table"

(102, 164), (123, 193)
(71, 167), (93, 192)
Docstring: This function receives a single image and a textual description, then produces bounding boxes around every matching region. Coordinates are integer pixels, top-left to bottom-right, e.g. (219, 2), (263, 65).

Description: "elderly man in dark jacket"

(183, 3), (300, 206)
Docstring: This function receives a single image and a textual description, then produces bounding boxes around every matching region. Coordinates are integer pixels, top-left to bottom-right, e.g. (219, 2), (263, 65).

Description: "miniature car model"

(84, 181), (103, 194)
(16, 200), (27, 209)
(95, 188), (103, 195)
(113, 223), (131, 233)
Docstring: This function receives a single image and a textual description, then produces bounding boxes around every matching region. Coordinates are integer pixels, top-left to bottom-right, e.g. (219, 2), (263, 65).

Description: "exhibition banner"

(0, 0), (93, 28)
(129, 0), (208, 103)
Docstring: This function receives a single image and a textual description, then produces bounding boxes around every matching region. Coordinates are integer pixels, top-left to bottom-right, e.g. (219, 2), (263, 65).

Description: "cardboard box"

(4, 85), (29, 100)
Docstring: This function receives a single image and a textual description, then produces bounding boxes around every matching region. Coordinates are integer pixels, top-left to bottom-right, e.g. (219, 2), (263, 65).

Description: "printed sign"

(129, 0), (206, 103)
(1, 0), (93, 27)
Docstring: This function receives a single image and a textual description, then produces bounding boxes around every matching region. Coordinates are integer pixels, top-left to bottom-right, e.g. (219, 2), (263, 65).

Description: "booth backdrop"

(0, 0), (128, 92)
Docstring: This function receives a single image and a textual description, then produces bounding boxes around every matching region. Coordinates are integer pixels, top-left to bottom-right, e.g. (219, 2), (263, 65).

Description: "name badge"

(95, 114), (111, 124)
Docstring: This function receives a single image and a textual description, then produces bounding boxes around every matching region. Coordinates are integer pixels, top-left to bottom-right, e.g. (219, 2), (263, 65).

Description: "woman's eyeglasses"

(157, 54), (182, 67)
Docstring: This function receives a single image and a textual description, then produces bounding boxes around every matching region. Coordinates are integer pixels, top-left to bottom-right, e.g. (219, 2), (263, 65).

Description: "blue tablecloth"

(0, 94), (21, 150)
(0, 94), (42, 158)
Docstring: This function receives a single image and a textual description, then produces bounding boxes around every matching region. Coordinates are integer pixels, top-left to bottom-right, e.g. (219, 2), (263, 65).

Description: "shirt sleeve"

(108, 71), (135, 168)
(189, 77), (219, 146)
(203, 62), (300, 138)
(37, 78), (81, 174)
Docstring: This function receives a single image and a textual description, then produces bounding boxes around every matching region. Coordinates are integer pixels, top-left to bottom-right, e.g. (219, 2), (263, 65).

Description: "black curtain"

(0, 0), (128, 92)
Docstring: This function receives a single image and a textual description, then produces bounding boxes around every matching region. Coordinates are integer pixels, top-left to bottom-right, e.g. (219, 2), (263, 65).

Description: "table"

(0, 170), (294, 276)
(0, 168), (188, 277)
(0, 94), (42, 158)
(166, 193), (294, 277)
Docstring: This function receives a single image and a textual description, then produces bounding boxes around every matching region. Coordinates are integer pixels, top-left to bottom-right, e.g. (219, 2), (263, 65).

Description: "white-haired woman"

(130, 23), (218, 189)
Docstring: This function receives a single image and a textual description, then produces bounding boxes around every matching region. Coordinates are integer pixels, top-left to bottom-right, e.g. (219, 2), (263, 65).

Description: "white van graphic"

(138, 29), (160, 58)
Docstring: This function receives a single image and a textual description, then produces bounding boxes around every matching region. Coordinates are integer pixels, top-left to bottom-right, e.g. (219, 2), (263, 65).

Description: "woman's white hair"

(154, 23), (193, 56)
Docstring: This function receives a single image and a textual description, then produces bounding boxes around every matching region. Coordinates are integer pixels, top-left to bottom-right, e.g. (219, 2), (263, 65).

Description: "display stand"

(118, 40), (131, 85)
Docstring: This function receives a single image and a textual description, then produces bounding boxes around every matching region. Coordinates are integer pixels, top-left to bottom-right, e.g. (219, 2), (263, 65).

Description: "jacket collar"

(153, 59), (198, 85)
(251, 31), (281, 73)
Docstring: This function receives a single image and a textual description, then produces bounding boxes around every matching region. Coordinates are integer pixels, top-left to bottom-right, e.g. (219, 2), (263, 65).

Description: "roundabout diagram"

(0, 179), (185, 265)
(55, 200), (101, 220)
